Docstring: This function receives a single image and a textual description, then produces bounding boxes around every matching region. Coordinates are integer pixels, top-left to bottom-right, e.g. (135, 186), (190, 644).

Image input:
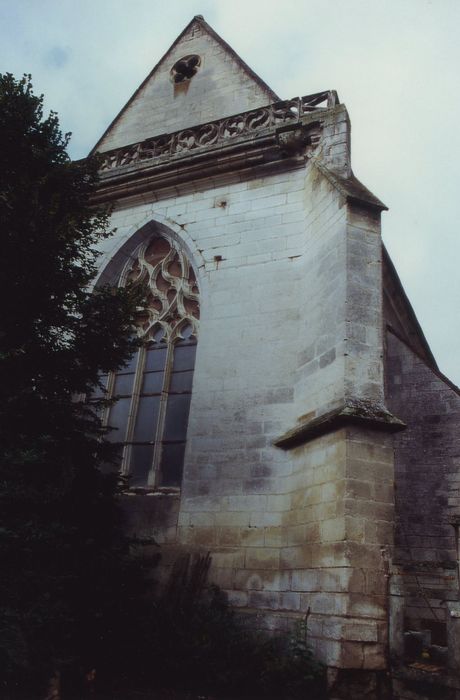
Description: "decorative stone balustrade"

(98, 90), (338, 172)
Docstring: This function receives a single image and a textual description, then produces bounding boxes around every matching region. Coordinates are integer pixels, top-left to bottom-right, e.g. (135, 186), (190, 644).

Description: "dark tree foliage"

(0, 74), (146, 696)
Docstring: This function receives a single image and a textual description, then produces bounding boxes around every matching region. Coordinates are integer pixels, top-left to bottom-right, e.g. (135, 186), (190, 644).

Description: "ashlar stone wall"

(386, 330), (460, 660)
(95, 144), (397, 681)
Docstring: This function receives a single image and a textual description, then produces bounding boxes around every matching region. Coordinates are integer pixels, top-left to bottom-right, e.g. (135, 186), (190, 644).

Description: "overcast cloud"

(1, 0), (459, 384)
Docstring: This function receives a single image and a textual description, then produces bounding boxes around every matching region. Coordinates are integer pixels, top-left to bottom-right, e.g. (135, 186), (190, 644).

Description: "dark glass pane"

(159, 442), (186, 487)
(106, 398), (131, 442)
(145, 347), (167, 371)
(130, 445), (154, 487)
(173, 344), (196, 372)
(133, 395), (160, 442)
(114, 372), (135, 396)
(121, 350), (139, 373)
(152, 327), (166, 343)
(163, 394), (191, 441)
(142, 372), (164, 394)
(170, 370), (193, 393)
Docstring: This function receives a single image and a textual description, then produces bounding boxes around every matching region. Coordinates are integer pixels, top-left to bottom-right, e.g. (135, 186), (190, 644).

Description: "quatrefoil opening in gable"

(171, 55), (201, 94)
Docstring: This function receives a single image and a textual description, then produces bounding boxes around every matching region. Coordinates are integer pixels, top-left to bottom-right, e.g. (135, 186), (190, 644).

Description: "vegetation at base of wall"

(97, 556), (327, 700)
(146, 586), (327, 699)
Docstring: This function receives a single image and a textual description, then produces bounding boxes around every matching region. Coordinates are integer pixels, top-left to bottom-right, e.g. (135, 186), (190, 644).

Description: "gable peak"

(91, 16), (279, 154)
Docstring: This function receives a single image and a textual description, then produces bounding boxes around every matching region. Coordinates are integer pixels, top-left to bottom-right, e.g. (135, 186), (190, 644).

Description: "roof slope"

(91, 15), (279, 154)
(383, 246), (437, 369)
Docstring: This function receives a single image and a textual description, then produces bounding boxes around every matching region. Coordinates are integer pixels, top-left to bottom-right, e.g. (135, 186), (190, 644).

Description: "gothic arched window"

(99, 236), (199, 489)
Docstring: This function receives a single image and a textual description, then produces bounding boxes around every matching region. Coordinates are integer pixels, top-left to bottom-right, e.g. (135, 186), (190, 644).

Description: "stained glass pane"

(163, 395), (191, 441)
(173, 344), (196, 372)
(152, 327), (166, 343)
(114, 372), (135, 396)
(179, 323), (193, 340)
(107, 398), (131, 442)
(159, 443), (186, 487)
(170, 370), (193, 393)
(145, 347), (167, 371)
(130, 445), (154, 487)
(142, 372), (164, 394)
(133, 395), (160, 442)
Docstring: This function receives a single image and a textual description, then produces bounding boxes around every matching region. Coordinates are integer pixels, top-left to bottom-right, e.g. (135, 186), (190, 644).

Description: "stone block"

(189, 512), (215, 527)
(291, 569), (319, 592)
(241, 526), (265, 546)
(342, 620), (379, 642)
(245, 547), (280, 570)
(226, 590), (248, 607)
(216, 527), (242, 546)
(363, 519), (393, 545)
(264, 526), (286, 547)
(340, 641), (364, 668)
(345, 515), (365, 542)
(214, 511), (249, 527)
(346, 479), (373, 500)
(310, 541), (348, 568)
(248, 590), (280, 610)
(280, 545), (312, 569)
(190, 526), (217, 546)
(279, 591), (301, 611)
(303, 592), (348, 616)
(321, 517), (346, 542)
(314, 638), (342, 666)
(347, 593), (386, 619)
(362, 644), (386, 670)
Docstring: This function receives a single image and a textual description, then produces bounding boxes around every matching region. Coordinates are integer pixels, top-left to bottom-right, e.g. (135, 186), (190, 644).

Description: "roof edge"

(387, 326), (459, 396)
(383, 245), (438, 370)
(195, 16), (279, 103)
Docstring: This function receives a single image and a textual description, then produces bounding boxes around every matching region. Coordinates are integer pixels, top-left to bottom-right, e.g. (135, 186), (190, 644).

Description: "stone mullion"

(101, 371), (116, 429)
(121, 347), (145, 475)
(149, 341), (175, 488)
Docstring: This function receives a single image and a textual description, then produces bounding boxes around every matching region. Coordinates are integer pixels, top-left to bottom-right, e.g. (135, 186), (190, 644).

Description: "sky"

(1, 0), (459, 385)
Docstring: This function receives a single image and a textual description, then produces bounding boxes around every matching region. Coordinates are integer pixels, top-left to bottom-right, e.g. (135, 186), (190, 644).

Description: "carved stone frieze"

(98, 90), (338, 173)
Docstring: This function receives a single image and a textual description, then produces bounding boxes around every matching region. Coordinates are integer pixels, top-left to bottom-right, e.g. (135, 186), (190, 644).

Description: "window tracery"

(170, 55), (201, 84)
(100, 236), (199, 489)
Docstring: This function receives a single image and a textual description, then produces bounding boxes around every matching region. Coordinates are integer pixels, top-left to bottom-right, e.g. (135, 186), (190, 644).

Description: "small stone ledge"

(274, 400), (406, 450)
(121, 486), (181, 497)
(311, 157), (388, 212)
(393, 663), (460, 694)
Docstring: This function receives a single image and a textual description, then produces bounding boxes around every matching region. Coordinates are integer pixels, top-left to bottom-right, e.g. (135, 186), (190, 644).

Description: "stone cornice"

(91, 91), (339, 204)
(274, 399), (406, 450)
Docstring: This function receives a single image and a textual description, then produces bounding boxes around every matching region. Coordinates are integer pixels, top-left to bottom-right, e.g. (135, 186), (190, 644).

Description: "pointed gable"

(92, 16), (278, 154)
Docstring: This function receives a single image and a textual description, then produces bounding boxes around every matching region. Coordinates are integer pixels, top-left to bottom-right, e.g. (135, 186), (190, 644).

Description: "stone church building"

(89, 16), (460, 699)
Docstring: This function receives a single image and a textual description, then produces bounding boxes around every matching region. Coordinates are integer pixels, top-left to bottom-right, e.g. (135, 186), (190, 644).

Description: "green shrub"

(105, 556), (327, 700)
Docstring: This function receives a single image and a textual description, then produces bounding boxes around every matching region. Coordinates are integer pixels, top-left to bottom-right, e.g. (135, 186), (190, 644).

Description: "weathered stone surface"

(386, 330), (460, 672)
(89, 16), (460, 698)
